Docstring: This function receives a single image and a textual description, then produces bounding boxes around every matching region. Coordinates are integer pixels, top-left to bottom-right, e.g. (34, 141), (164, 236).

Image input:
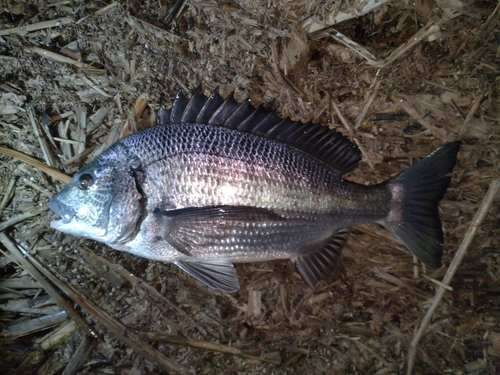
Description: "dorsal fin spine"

(197, 88), (224, 123)
(159, 86), (362, 175)
(208, 92), (239, 125)
(180, 85), (205, 122)
(170, 90), (188, 122)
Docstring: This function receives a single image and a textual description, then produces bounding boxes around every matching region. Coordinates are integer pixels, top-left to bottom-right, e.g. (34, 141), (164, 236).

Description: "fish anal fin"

(291, 229), (349, 291)
(175, 260), (240, 293)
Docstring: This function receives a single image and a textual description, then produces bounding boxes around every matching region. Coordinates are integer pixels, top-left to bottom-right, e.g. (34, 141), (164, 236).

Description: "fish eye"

(78, 173), (94, 190)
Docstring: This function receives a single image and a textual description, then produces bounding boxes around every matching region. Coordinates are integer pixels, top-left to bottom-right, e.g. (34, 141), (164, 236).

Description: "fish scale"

(122, 123), (380, 214)
(49, 87), (460, 292)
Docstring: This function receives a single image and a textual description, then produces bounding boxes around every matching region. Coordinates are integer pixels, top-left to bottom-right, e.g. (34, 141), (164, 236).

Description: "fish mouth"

(48, 199), (76, 224)
(48, 198), (108, 240)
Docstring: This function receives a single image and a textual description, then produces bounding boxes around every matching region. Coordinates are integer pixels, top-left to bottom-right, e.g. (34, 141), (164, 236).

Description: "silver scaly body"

(49, 88), (460, 292)
(112, 123), (389, 261)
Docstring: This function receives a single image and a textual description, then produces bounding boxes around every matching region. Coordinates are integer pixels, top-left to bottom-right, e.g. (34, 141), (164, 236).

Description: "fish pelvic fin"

(291, 228), (349, 290)
(175, 260), (240, 293)
(382, 141), (460, 267)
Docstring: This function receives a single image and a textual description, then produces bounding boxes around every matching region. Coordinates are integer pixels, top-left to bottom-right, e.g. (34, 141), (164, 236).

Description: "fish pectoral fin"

(174, 260), (240, 293)
(155, 205), (283, 221)
(291, 228), (349, 291)
(156, 205), (284, 256)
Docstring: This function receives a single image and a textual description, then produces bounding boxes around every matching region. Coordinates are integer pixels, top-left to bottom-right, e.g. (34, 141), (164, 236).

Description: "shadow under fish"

(48, 87), (460, 293)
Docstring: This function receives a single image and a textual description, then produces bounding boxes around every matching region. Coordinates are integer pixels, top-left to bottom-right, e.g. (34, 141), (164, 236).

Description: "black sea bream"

(49, 87), (460, 292)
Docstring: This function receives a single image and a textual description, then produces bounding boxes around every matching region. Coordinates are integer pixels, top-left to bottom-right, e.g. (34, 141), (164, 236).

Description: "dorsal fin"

(157, 86), (362, 175)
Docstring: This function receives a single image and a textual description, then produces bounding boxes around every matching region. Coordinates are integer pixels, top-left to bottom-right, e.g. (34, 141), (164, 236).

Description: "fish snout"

(48, 199), (76, 224)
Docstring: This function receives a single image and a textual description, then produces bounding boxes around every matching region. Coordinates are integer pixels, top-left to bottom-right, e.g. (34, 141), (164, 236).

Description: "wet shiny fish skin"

(51, 123), (386, 257)
(49, 88), (460, 292)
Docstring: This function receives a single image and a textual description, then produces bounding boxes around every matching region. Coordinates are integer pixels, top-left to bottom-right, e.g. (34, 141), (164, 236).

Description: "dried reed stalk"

(143, 332), (281, 364)
(406, 178), (500, 374)
(23, 248), (188, 374)
(80, 247), (215, 338)
(0, 233), (95, 338)
(0, 147), (71, 183)
(0, 17), (73, 36)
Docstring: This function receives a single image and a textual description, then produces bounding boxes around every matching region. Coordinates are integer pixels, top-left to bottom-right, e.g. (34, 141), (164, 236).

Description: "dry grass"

(1, 0), (499, 374)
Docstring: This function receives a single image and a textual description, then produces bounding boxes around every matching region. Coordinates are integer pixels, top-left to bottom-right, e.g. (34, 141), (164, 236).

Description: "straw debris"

(1, 0), (499, 374)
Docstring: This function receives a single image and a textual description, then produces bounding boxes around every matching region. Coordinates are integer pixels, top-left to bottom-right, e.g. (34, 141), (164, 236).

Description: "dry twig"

(0, 233), (95, 338)
(0, 17), (73, 36)
(61, 336), (97, 375)
(331, 100), (375, 169)
(406, 178), (500, 374)
(390, 94), (447, 139)
(458, 94), (483, 137)
(80, 247), (215, 338)
(354, 76), (381, 130)
(0, 171), (17, 213)
(0, 147), (71, 184)
(143, 332), (281, 364)
(22, 249), (188, 374)
(0, 211), (39, 232)
(94, 1), (119, 15)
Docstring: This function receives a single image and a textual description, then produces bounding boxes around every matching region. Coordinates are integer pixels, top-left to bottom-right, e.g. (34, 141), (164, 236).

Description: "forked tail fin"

(382, 142), (460, 267)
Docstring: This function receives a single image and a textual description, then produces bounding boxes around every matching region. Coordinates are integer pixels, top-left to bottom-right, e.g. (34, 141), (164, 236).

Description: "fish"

(48, 86), (460, 293)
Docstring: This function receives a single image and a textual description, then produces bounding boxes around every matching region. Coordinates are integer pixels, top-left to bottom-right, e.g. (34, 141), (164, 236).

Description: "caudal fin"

(382, 142), (460, 267)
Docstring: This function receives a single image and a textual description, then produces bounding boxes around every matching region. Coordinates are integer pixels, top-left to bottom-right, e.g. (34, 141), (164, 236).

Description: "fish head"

(49, 145), (144, 245)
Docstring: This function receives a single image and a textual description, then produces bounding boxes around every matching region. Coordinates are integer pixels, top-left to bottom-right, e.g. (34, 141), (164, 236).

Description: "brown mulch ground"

(1, 1), (499, 374)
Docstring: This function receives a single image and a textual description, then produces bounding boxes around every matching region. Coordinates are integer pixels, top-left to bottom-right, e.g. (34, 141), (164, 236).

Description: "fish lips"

(48, 197), (111, 241)
(48, 199), (76, 225)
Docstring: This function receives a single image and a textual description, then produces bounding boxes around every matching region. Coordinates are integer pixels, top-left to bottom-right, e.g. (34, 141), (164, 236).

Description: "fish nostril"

(48, 199), (76, 224)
